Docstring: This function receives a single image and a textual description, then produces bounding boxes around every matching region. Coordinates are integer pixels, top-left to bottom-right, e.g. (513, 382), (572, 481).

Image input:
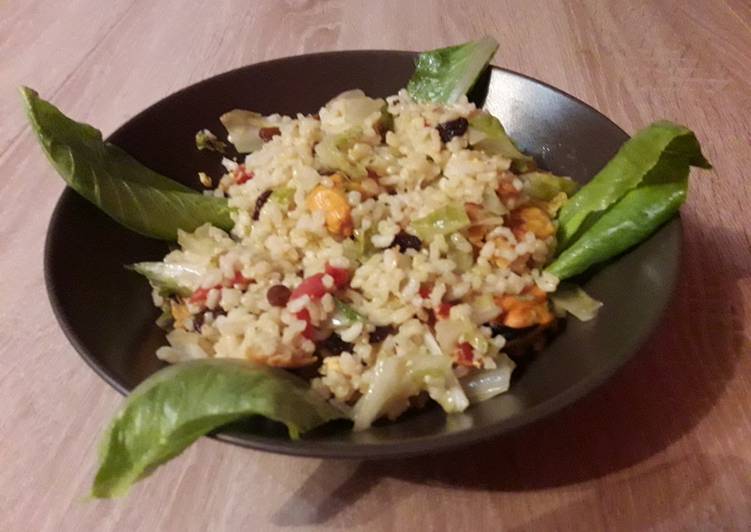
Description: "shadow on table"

(271, 222), (750, 527)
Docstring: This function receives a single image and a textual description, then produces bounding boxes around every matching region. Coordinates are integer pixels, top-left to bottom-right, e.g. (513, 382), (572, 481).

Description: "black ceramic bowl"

(45, 51), (680, 458)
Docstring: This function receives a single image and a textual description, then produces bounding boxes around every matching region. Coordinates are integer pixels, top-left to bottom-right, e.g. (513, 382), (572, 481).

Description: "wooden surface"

(2, 1), (750, 530)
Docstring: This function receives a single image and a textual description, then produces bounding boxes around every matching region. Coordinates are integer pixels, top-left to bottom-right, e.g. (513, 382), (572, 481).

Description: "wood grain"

(1, 0), (750, 530)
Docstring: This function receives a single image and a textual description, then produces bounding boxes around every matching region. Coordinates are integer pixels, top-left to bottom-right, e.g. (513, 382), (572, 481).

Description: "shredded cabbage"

(352, 351), (468, 430)
(550, 283), (603, 321)
(411, 204), (470, 241)
(460, 354), (515, 403)
(219, 110), (274, 153)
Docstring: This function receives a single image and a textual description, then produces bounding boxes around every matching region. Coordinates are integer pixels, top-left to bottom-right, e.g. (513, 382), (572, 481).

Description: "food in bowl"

(23, 37), (710, 497)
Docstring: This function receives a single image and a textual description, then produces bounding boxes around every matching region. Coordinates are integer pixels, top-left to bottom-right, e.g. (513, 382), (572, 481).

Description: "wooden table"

(2, 1), (750, 529)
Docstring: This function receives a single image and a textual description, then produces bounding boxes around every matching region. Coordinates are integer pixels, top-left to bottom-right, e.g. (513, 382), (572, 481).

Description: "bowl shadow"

(271, 218), (750, 526)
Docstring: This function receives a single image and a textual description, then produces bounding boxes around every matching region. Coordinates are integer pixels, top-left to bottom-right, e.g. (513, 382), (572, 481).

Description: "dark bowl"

(45, 50), (680, 458)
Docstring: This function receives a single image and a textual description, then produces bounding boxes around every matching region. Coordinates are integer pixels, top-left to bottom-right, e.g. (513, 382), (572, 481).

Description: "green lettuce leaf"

(557, 121), (710, 249)
(546, 179), (688, 280)
(21, 87), (233, 240)
(468, 111), (532, 162)
(127, 262), (202, 297)
(407, 37), (499, 103)
(92, 359), (344, 498)
(411, 204), (471, 241)
(523, 171), (578, 200)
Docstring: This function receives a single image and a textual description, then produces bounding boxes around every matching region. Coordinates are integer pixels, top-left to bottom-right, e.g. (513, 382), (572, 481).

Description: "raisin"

(192, 307), (226, 332)
(390, 231), (422, 252)
(369, 325), (396, 344)
(267, 284), (292, 307)
(436, 117), (469, 143)
(258, 127), (281, 142)
(252, 189), (273, 221)
(319, 333), (353, 356)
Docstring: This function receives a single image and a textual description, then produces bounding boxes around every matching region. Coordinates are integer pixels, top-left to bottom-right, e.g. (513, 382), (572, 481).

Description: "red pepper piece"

(234, 165), (254, 185)
(324, 264), (350, 288)
(436, 302), (452, 320)
(296, 308), (315, 339)
(457, 342), (474, 366)
(290, 273), (327, 300)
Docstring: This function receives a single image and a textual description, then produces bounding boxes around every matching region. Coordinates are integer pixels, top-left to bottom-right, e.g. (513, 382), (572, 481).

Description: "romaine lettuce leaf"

(21, 87), (233, 240)
(407, 37), (499, 103)
(92, 359), (344, 498)
(546, 179), (688, 280)
(468, 111), (532, 162)
(557, 121), (710, 249)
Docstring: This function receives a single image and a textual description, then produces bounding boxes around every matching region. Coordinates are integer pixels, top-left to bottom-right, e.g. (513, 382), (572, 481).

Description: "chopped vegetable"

(411, 204), (471, 241)
(127, 262), (202, 297)
(460, 355), (515, 403)
(194, 129), (227, 153)
(331, 299), (364, 327)
(352, 352), (468, 430)
(314, 129), (367, 178)
(21, 87), (233, 240)
(290, 264), (349, 302)
(91, 359), (344, 498)
(550, 283), (603, 321)
(557, 121), (711, 250)
(353, 226), (377, 258)
(219, 110), (275, 153)
(468, 111), (532, 162)
(522, 171), (578, 200)
(233, 165), (254, 185)
(270, 186), (295, 207)
(406, 37), (499, 103)
(322, 90), (386, 132)
(447, 232), (474, 272)
(324, 263), (351, 288)
(290, 273), (328, 301)
(469, 293), (502, 323)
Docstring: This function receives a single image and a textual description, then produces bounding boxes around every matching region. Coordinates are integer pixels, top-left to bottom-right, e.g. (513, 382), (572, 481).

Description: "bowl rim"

(43, 49), (681, 459)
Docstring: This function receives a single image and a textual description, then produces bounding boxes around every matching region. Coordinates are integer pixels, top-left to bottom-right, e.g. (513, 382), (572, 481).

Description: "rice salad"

(154, 89), (564, 429)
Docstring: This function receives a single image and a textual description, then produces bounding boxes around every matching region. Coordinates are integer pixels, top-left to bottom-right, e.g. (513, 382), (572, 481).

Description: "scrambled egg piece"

(306, 174), (353, 237)
(495, 286), (554, 328)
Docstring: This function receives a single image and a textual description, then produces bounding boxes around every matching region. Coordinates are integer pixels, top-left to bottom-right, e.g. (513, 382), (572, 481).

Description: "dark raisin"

(319, 333), (353, 356)
(436, 117), (469, 143)
(369, 325), (396, 344)
(192, 307), (226, 332)
(252, 189), (273, 221)
(267, 284), (292, 307)
(390, 231), (422, 252)
(258, 127), (281, 142)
